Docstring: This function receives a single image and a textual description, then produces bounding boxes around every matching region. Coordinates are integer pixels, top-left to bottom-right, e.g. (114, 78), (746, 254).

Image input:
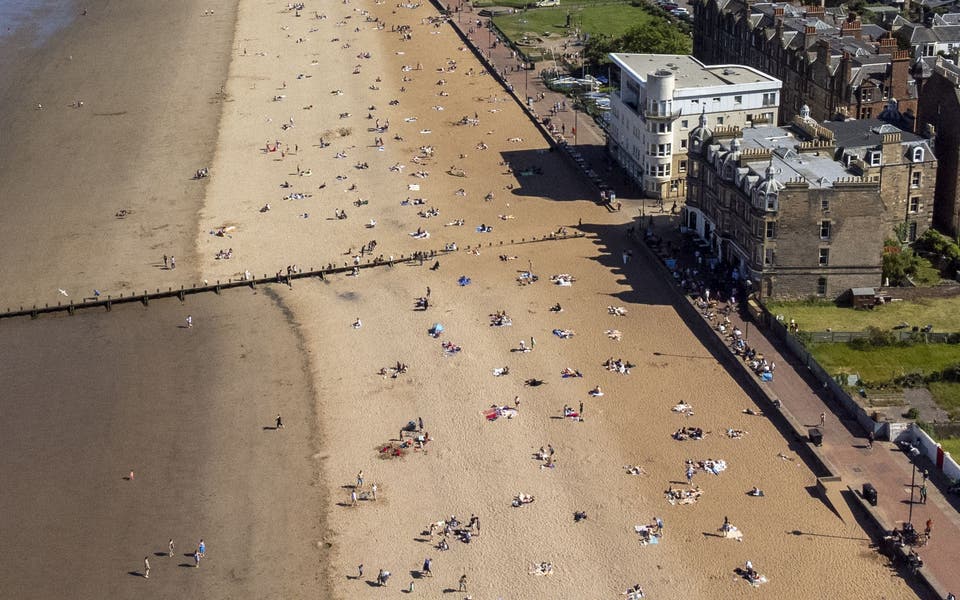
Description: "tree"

(615, 24), (691, 55)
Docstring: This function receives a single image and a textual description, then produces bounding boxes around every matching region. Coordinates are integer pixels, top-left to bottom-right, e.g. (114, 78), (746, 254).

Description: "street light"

(908, 461), (917, 526)
(574, 104), (578, 146)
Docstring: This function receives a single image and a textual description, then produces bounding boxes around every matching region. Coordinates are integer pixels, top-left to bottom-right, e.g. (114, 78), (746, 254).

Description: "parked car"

(671, 7), (689, 16)
(661, 3), (678, 11)
(534, 0), (559, 6)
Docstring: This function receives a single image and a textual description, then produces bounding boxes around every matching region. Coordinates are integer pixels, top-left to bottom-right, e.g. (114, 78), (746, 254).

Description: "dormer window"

(868, 151), (882, 167)
(912, 147), (925, 163)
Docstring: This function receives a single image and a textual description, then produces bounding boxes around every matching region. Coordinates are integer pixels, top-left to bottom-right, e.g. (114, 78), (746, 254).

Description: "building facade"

(683, 113), (936, 299)
(607, 53), (782, 201)
(915, 56), (960, 236)
(692, 0), (917, 127)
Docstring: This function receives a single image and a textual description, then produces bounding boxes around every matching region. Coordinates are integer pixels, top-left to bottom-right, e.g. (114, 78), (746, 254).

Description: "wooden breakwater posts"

(0, 232), (586, 322)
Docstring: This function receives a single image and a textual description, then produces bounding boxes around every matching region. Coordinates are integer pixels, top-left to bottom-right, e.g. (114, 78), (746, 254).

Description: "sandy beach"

(0, 0), (931, 598)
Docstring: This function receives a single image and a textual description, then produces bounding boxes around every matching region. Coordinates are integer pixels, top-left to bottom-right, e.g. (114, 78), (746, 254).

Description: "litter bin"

(808, 428), (823, 447)
(863, 482), (878, 506)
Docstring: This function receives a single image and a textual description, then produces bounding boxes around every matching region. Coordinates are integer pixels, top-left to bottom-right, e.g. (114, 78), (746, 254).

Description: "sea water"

(0, 0), (76, 90)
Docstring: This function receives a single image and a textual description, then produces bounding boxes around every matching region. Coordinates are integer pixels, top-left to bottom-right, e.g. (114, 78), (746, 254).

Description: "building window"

(859, 107), (873, 119)
(681, 119), (689, 129)
(717, 116), (725, 125)
(764, 112), (774, 122)
(909, 221), (918, 241)
(734, 95), (743, 104)
(868, 151), (881, 167)
(713, 97), (720, 103)
(819, 220), (831, 240)
(762, 92), (777, 106)
(909, 197), (920, 213)
(819, 248), (830, 266)
(912, 147), (925, 163)
(679, 160), (687, 173)
(911, 171), (922, 188)
(765, 221), (777, 238)
(816, 277), (827, 296)
(681, 139), (688, 149)
(764, 248), (775, 265)
(657, 122), (671, 133)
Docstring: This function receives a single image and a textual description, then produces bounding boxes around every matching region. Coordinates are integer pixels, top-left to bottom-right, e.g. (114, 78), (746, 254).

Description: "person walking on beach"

(351, 490), (358, 506)
(186, 315), (193, 328)
(163, 254), (168, 269)
(194, 552), (201, 568)
(418, 416), (424, 431)
(276, 413), (284, 429)
(197, 539), (206, 558)
(358, 564), (364, 579)
(422, 557), (432, 577)
(168, 539), (175, 557)
(170, 256), (176, 269)
(143, 557), (150, 579)
(458, 574), (468, 592)
(356, 470), (364, 489)
(686, 464), (695, 484)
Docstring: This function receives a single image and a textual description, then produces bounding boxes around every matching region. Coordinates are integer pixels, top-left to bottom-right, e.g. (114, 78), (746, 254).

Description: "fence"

(0, 232), (585, 322)
(806, 330), (959, 344)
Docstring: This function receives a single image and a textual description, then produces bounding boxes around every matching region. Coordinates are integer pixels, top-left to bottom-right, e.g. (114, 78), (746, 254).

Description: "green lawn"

(809, 344), (960, 383)
(938, 436), (960, 460)
(929, 381), (960, 420)
(494, 4), (659, 41)
(766, 296), (960, 333)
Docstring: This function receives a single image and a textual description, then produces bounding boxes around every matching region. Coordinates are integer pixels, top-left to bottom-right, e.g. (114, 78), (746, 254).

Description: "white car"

(535, 0), (559, 6)
(672, 7), (689, 16)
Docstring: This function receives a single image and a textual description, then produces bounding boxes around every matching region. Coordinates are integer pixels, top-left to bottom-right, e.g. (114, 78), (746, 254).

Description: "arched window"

(912, 147), (924, 163)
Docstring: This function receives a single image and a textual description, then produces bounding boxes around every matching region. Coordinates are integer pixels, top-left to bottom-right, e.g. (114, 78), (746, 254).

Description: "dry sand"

(0, 0), (929, 597)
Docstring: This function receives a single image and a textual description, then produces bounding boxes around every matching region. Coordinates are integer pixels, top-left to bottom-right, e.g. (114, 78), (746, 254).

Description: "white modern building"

(607, 53), (783, 201)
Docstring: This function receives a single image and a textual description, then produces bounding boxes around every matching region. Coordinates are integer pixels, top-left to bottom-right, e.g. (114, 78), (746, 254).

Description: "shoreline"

(0, 0), (238, 307)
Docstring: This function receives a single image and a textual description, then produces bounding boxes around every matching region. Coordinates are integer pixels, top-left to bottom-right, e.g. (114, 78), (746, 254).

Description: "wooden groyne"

(0, 231), (586, 322)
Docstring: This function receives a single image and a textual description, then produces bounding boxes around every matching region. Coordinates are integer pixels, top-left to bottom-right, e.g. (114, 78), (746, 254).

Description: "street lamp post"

(574, 105), (578, 146)
(908, 461), (917, 526)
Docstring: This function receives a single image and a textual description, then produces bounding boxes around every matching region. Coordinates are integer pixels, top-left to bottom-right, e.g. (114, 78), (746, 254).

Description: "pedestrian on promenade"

(920, 483), (928, 504)
(819, 412), (826, 427)
(925, 518), (933, 540)
(867, 431), (874, 449)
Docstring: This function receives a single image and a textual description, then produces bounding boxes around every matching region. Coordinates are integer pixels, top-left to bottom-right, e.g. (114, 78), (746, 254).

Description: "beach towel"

(457, 276), (471, 286)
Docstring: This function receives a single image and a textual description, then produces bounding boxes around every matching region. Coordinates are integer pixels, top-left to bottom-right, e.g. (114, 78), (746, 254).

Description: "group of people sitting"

(673, 427), (705, 441)
(603, 357), (632, 374)
(664, 486), (703, 505)
(489, 310), (511, 327)
(560, 367), (582, 378)
(214, 248), (233, 260)
(377, 362), (409, 378)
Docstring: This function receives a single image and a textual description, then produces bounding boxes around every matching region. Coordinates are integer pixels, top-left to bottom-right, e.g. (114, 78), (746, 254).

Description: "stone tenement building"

(692, 0), (917, 128)
(683, 112), (936, 299)
(915, 56), (960, 236)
